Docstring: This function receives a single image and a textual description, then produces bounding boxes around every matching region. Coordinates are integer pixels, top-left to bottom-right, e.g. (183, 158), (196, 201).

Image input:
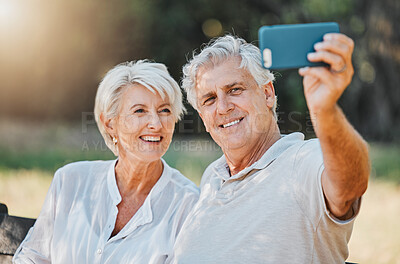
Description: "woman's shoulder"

(57, 159), (114, 173)
(55, 160), (116, 183)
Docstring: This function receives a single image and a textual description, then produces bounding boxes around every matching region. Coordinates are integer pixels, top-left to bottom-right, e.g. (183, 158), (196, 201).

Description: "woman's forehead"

(119, 84), (170, 108)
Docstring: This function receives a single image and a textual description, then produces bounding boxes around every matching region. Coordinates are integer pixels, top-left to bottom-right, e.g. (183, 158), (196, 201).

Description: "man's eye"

(229, 87), (242, 94)
(134, 109), (145, 113)
(203, 97), (216, 105)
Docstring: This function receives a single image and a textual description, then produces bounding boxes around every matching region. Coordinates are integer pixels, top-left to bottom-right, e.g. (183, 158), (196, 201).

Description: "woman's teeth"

(141, 136), (161, 142)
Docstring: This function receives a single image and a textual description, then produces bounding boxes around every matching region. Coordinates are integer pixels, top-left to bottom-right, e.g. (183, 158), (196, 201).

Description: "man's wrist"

(310, 104), (339, 120)
(309, 104), (343, 134)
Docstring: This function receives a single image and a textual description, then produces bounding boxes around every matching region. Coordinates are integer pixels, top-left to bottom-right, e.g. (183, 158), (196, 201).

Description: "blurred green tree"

(0, 0), (398, 141)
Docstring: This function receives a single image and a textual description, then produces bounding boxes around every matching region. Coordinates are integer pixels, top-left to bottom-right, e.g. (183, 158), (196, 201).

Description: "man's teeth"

(141, 136), (161, 142)
(222, 119), (241, 128)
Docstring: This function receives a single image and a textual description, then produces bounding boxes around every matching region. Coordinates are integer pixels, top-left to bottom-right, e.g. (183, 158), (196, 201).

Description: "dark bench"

(0, 203), (36, 264)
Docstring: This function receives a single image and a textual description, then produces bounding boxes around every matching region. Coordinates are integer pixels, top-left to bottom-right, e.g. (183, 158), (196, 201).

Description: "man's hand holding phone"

(258, 22), (355, 116)
(298, 33), (355, 116)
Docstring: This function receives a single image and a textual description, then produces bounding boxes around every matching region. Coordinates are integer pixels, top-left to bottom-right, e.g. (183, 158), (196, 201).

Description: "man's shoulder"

(199, 155), (225, 188)
(263, 135), (322, 178)
(205, 155), (226, 170)
(294, 137), (322, 158)
(276, 134), (320, 157)
(166, 162), (200, 196)
(288, 137), (324, 180)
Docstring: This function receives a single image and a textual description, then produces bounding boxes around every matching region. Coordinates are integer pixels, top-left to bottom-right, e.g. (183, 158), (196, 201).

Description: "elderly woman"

(13, 60), (199, 264)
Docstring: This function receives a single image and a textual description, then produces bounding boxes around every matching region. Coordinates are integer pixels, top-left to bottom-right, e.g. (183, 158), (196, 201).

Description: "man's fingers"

(311, 33), (354, 73)
(307, 51), (346, 72)
(299, 67), (333, 86)
(299, 66), (333, 84)
(302, 75), (319, 91)
(314, 40), (352, 58)
(324, 33), (355, 50)
(308, 34), (354, 74)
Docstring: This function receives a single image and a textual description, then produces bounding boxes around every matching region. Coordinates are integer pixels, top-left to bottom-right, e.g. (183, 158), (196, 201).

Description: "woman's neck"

(114, 156), (163, 198)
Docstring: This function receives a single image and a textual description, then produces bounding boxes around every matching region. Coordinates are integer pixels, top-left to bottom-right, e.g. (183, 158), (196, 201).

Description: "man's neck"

(224, 127), (281, 176)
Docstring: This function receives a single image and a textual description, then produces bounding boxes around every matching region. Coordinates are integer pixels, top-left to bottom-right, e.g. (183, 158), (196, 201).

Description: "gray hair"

(94, 60), (185, 155)
(182, 34), (277, 118)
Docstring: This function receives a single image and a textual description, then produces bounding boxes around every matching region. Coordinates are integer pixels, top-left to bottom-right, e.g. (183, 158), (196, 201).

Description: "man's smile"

(219, 117), (244, 128)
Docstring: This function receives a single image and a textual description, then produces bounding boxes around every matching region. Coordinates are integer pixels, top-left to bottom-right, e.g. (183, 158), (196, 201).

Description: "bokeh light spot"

(359, 61), (376, 84)
(202, 18), (223, 38)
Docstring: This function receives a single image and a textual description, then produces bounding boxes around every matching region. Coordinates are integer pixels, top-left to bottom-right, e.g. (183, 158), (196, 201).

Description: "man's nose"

(216, 96), (233, 115)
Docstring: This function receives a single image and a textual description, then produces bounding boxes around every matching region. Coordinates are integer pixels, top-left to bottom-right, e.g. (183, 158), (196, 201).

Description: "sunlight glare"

(0, 0), (18, 23)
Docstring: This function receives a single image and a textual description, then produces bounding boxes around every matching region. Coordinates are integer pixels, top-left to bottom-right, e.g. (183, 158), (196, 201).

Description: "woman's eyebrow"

(129, 104), (146, 110)
(158, 103), (171, 108)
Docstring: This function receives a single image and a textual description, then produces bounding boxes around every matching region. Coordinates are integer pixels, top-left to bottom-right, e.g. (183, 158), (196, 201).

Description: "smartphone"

(258, 22), (340, 70)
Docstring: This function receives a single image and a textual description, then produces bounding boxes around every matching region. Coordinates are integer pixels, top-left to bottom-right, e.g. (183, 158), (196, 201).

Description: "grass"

(0, 169), (52, 218)
(348, 180), (400, 264)
(369, 143), (400, 183)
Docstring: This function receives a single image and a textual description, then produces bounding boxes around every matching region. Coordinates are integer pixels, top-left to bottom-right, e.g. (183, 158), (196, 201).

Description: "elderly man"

(171, 33), (370, 263)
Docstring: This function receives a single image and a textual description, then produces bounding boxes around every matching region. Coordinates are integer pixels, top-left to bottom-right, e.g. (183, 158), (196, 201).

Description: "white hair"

(94, 60), (185, 156)
(182, 34), (277, 118)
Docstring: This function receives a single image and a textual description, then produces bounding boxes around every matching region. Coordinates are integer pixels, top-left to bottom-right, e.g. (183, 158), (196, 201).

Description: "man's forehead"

(197, 57), (241, 75)
(195, 59), (250, 90)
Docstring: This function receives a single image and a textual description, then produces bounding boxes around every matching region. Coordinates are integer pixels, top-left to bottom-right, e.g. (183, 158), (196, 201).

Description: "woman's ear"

(100, 113), (117, 136)
(263, 82), (276, 109)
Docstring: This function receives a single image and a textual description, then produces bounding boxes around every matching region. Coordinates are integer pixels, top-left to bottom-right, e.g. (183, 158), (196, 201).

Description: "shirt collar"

(213, 132), (305, 181)
(253, 132), (304, 170)
(106, 158), (172, 234)
(107, 159), (121, 205)
(148, 158), (172, 198)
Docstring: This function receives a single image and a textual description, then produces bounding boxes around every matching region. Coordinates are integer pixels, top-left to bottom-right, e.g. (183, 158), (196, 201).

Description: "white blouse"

(13, 159), (199, 264)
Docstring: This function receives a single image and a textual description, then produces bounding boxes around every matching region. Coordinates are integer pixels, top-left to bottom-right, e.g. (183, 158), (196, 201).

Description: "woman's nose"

(147, 113), (162, 130)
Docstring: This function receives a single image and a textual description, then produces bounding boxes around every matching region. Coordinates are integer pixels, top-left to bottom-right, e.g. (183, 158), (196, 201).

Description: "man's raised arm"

(299, 33), (370, 219)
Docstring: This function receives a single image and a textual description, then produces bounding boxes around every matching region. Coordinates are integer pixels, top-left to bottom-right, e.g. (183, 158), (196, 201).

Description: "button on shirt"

(13, 159), (199, 264)
(171, 133), (361, 264)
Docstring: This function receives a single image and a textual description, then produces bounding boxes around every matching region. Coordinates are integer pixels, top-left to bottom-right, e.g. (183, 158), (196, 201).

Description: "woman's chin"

(141, 151), (166, 161)
(118, 144), (168, 163)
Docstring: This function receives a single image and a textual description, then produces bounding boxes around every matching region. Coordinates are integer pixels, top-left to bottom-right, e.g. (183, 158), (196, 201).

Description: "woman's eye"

(160, 108), (171, 113)
(134, 109), (145, 113)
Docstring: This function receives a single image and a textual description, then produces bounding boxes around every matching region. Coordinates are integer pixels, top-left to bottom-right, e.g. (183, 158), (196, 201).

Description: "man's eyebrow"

(200, 92), (215, 101)
(199, 82), (244, 101)
(223, 82), (241, 89)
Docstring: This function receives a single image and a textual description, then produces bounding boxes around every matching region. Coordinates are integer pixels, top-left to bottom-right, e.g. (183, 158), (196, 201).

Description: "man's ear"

(263, 81), (276, 109)
(100, 113), (117, 136)
(198, 112), (209, 133)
